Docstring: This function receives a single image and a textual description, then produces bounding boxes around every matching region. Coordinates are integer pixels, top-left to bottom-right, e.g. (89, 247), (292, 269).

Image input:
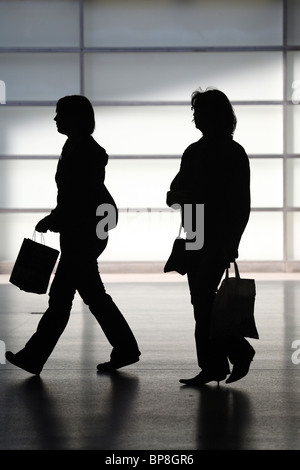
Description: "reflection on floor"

(1, 273), (300, 451)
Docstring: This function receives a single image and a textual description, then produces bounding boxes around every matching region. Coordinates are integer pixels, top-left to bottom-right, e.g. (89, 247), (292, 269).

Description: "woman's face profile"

(54, 107), (78, 136)
(193, 106), (205, 132)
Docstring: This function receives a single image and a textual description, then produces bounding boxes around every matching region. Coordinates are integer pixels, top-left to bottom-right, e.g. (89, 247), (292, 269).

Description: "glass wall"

(0, 0), (299, 271)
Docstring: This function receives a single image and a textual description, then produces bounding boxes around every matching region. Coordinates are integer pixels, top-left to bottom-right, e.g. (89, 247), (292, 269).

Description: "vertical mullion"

(79, 0), (84, 95)
(283, 0), (288, 270)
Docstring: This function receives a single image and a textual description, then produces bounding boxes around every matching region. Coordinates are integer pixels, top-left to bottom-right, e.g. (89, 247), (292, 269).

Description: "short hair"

(56, 95), (95, 135)
(191, 88), (237, 136)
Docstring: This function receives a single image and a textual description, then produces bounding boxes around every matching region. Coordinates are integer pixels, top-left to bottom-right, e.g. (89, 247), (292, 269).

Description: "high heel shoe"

(179, 371), (227, 386)
(226, 348), (255, 384)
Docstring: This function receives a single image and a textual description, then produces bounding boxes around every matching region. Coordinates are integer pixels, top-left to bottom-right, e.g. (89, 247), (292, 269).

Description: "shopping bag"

(9, 234), (59, 294)
(164, 225), (187, 275)
(210, 261), (259, 339)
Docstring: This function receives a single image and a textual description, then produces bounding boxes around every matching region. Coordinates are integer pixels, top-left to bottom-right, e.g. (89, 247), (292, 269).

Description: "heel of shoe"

(216, 374), (227, 386)
(226, 349), (255, 384)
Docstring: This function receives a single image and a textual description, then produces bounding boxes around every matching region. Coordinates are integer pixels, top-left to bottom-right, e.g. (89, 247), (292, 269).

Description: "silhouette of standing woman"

(6, 95), (141, 374)
(167, 88), (254, 386)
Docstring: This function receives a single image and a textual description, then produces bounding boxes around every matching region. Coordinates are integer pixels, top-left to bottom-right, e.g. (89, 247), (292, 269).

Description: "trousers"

(20, 231), (140, 369)
(186, 245), (251, 375)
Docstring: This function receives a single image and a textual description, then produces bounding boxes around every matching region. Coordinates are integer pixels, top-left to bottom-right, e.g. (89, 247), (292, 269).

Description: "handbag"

(9, 232), (60, 294)
(164, 225), (187, 275)
(210, 261), (259, 339)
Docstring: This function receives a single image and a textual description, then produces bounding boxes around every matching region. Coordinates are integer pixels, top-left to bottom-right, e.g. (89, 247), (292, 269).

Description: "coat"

(47, 135), (118, 236)
(167, 135), (250, 260)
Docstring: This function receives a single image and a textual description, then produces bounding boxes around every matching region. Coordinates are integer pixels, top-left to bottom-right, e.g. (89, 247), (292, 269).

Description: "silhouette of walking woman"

(167, 88), (254, 386)
(6, 95), (141, 374)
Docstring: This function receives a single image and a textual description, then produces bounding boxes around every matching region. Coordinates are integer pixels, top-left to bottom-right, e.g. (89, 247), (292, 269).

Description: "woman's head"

(54, 95), (95, 136)
(191, 88), (237, 136)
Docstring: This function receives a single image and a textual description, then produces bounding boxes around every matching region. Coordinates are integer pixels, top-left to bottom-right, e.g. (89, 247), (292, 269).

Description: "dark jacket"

(167, 135), (250, 259)
(47, 135), (118, 234)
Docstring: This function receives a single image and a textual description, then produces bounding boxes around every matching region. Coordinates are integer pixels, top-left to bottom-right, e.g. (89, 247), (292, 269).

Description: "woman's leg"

(186, 247), (229, 377)
(63, 232), (140, 369)
(6, 256), (77, 373)
(76, 258), (140, 368)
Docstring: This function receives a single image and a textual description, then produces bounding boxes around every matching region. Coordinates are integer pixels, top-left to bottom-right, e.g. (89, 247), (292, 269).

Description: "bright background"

(0, 0), (299, 271)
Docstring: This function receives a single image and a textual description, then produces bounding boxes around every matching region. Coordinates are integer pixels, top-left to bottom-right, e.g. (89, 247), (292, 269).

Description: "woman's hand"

(35, 216), (51, 233)
(223, 247), (239, 263)
(166, 190), (193, 207)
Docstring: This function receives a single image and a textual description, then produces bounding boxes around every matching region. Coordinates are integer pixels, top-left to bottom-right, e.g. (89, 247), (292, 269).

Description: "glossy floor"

(1, 273), (300, 451)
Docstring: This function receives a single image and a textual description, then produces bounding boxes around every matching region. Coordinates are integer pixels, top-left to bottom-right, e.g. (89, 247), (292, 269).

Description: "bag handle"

(32, 230), (45, 245)
(225, 260), (240, 279)
(177, 223), (183, 238)
(233, 260), (240, 279)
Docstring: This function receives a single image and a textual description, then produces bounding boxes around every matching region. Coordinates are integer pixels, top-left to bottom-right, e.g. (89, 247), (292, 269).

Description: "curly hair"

(191, 87), (237, 136)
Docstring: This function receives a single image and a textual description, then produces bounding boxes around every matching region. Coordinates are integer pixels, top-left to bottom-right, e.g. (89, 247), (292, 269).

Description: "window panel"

(0, 105), (284, 165)
(100, 210), (182, 262)
(0, 160), (57, 209)
(84, 0), (282, 48)
(0, 209), (284, 263)
(238, 212), (283, 261)
(234, 105), (283, 155)
(250, 159), (283, 208)
(0, 106), (198, 158)
(0, 0), (80, 47)
(286, 105), (300, 154)
(84, 51), (283, 103)
(287, 212), (300, 260)
(0, 107), (65, 156)
(0, 211), (183, 263)
(0, 54), (80, 101)
(105, 159), (179, 209)
(286, 52), (300, 103)
(287, 0), (300, 46)
(95, 105), (283, 157)
(94, 106), (199, 156)
(107, 158), (285, 211)
(286, 159), (300, 207)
